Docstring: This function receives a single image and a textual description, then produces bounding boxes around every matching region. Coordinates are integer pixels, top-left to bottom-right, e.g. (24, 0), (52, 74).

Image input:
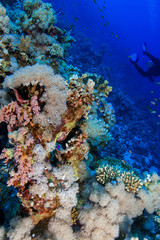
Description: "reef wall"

(0, 1), (160, 240)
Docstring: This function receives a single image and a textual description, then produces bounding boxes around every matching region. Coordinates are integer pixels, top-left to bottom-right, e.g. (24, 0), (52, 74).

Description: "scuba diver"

(129, 43), (160, 82)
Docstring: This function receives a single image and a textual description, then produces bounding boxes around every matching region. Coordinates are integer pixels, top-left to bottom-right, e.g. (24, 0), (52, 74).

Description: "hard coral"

(96, 164), (143, 193)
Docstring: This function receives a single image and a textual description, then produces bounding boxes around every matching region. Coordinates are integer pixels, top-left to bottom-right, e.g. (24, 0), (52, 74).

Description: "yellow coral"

(97, 80), (112, 97)
(71, 207), (79, 225)
(18, 36), (31, 53)
(96, 164), (143, 193)
(79, 72), (112, 98)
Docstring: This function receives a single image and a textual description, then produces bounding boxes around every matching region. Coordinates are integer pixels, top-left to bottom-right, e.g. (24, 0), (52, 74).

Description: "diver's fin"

(129, 53), (139, 63)
(142, 42), (147, 54)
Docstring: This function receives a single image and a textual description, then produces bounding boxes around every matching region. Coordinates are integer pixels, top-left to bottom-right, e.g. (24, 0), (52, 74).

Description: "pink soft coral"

(0, 95), (40, 132)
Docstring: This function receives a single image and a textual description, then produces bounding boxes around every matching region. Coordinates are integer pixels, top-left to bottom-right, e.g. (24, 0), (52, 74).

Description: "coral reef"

(0, 1), (160, 240)
(0, 63), (95, 225)
(0, 0), (75, 80)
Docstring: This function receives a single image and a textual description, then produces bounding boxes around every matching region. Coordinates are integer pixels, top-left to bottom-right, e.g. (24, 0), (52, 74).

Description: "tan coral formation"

(76, 178), (160, 240)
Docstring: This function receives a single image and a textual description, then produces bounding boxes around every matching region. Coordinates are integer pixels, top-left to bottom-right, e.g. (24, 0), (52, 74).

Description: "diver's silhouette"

(130, 43), (160, 82)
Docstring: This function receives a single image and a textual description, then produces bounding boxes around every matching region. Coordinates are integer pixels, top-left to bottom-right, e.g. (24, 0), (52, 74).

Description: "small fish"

(69, 24), (75, 30)
(56, 144), (63, 150)
(156, 81), (160, 85)
(147, 106), (153, 111)
(111, 32), (114, 37)
(101, 15), (104, 19)
(104, 23), (107, 27)
(57, 9), (65, 16)
(115, 34), (119, 39)
(129, 150), (132, 154)
(158, 115), (160, 118)
(147, 106), (157, 113)
(93, 0), (97, 4)
(150, 90), (155, 93)
(126, 48), (129, 51)
(102, 5), (106, 9)
(151, 101), (157, 105)
(86, 27), (88, 30)
(154, 98), (159, 101)
(106, 21), (109, 25)
(123, 64), (126, 68)
(74, 17), (79, 21)
(122, 160), (126, 164)
(100, 9), (103, 13)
